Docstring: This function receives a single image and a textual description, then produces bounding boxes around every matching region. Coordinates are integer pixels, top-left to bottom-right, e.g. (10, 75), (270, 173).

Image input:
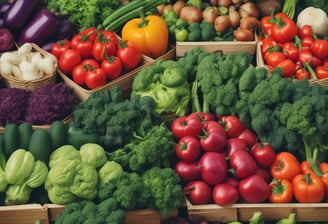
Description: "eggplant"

(18, 8), (58, 46)
(0, 1), (11, 17)
(54, 14), (75, 40)
(0, 28), (14, 52)
(3, 0), (39, 30)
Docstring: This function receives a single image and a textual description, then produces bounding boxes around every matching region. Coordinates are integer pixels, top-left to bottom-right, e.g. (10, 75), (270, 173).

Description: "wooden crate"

(0, 204), (49, 224)
(46, 204), (177, 224)
(176, 40), (257, 58)
(186, 198), (328, 222)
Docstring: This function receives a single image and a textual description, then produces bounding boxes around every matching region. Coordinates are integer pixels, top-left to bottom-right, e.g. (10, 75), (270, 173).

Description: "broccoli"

(142, 167), (184, 217)
(107, 124), (176, 174)
(71, 86), (163, 150)
(54, 198), (126, 224)
(97, 171), (151, 211)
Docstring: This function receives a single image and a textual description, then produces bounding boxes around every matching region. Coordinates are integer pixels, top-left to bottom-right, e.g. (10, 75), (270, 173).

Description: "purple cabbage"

(0, 88), (30, 126)
(24, 82), (77, 125)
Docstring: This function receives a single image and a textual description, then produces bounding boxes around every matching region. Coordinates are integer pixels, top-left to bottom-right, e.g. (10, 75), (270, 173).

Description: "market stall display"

(1, 0), (328, 224)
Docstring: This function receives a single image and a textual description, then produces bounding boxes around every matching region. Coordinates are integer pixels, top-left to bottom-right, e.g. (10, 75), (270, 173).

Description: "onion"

(239, 16), (259, 31)
(173, 0), (185, 16)
(234, 28), (254, 41)
(179, 6), (202, 24)
(163, 4), (173, 15)
(214, 15), (231, 33)
(156, 4), (166, 15)
(209, 0), (218, 6)
(239, 2), (259, 18)
(228, 5), (240, 28)
(218, 0), (232, 7)
(202, 6), (219, 24)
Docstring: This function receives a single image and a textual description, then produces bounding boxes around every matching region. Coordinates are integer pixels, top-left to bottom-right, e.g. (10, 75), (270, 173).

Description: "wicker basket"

(0, 43), (57, 91)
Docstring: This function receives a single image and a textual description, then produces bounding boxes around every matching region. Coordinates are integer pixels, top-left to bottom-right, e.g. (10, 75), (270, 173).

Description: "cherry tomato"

(183, 180), (212, 205)
(212, 183), (239, 206)
(117, 40), (142, 71)
(51, 39), (71, 59)
(85, 68), (107, 89)
(175, 135), (201, 163)
(58, 49), (81, 75)
(282, 41), (299, 62)
(78, 27), (98, 41)
(101, 56), (122, 80)
(301, 36), (314, 50)
(265, 51), (286, 67)
(276, 59), (296, 78)
(299, 49), (322, 67)
(315, 65), (328, 79)
(250, 142), (276, 168)
(298, 25), (313, 39)
(295, 67), (310, 80)
(70, 33), (94, 59)
(80, 58), (100, 69)
(92, 33), (118, 61)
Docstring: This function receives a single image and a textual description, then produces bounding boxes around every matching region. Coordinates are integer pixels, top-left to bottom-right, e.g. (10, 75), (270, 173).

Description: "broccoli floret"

(239, 64), (267, 92)
(142, 167), (184, 217)
(98, 172), (151, 211)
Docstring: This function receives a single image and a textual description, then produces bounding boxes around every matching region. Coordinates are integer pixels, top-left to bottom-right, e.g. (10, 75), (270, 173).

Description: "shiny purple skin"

(0, 28), (14, 51)
(18, 8), (58, 46)
(3, 0), (39, 30)
(0, 1), (11, 17)
(54, 14), (74, 40)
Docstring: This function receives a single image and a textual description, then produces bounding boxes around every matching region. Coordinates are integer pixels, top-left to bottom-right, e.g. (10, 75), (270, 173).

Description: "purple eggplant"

(0, 1), (11, 17)
(54, 14), (74, 40)
(0, 28), (14, 51)
(3, 0), (39, 30)
(18, 8), (58, 46)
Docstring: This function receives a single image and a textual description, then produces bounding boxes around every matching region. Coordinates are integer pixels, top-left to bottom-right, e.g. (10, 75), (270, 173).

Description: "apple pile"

(171, 112), (277, 206)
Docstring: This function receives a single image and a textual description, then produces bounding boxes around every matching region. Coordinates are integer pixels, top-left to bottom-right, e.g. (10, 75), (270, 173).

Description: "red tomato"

(238, 174), (271, 203)
(282, 42), (299, 62)
(70, 33), (94, 59)
(299, 49), (322, 67)
(174, 160), (200, 183)
(72, 64), (88, 85)
(311, 39), (328, 59)
(92, 33), (118, 61)
(101, 56), (122, 80)
(117, 40), (142, 71)
(301, 36), (314, 50)
(175, 136), (201, 163)
(256, 167), (271, 182)
(58, 49), (81, 75)
(183, 180), (212, 205)
(171, 116), (203, 139)
(225, 138), (248, 158)
(270, 13), (298, 43)
(212, 183), (239, 206)
(276, 59), (296, 78)
(265, 51), (286, 67)
(229, 150), (257, 179)
(220, 115), (245, 138)
(295, 67), (310, 80)
(260, 16), (273, 36)
(81, 58), (100, 69)
(200, 121), (227, 153)
(298, 25), (313, 39)
(222, 176), (239, 188)
(199, 152), (228, 186)
(250, 142), (276, 168)
(237, 128), (257, 149)
(51, 39), (71, 59)
(315, 65), (328, 79)
(85, 68), (107, 89)
(188, 112), (215, 123)
(78, 27), (98, 41)
(260, 37), (280, 59)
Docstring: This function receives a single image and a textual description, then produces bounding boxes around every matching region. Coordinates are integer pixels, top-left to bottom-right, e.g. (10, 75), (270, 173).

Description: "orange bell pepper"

(270, 152), (301, 181)
(301, 160), (317, 176)
(320, 163), (328, 202)
(292, 173), (325, 203)
(269, 178), (293, 203)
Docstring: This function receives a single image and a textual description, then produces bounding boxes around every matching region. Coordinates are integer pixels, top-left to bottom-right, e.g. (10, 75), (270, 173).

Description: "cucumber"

(67, 126), (102, 149)
(18, 122), (34, 150)
(48, 120), (68, 150)
(29, 128), (52, 163)
(3, 123), (20, 157)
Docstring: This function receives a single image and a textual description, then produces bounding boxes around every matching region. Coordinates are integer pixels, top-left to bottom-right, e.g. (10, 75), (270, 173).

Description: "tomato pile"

(259, 12), (328, 80)
(171, 112), (328, 205)
(52, 27), (142, 89)
(171, 112), (277, 206)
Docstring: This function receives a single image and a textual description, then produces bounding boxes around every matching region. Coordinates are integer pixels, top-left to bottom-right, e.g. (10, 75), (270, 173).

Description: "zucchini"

(29, 128), (52, 163)
(3, 123), (20, 157)
(18, 122), (34, 150)
(67, 126), (102, 149)
(48, 120), (68, 150)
